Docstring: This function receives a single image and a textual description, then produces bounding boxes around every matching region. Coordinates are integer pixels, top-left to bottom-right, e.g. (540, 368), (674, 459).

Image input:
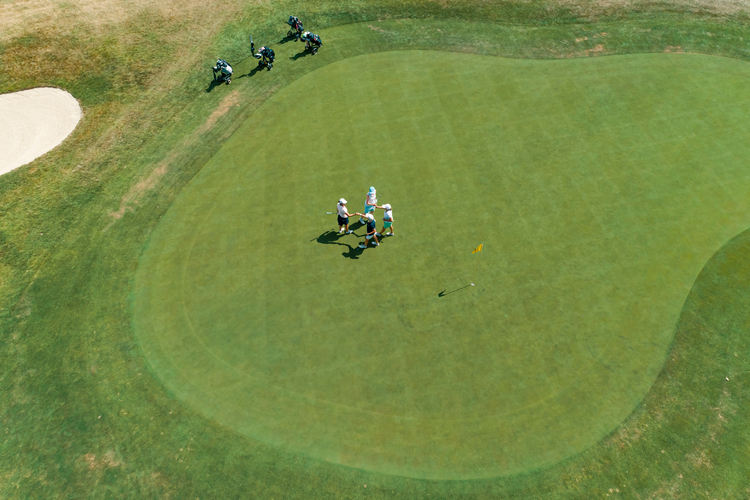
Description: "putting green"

(134, 50), (750, 479)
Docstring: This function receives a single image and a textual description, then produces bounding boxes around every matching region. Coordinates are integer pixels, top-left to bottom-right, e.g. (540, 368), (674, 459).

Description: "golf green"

(134, 50), (750, 479)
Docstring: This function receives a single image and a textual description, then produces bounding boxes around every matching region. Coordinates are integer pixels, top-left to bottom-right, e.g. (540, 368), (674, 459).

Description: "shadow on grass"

(204, 78), (227, 93)
(438, 285), (472, 297)
(277, 34), (300, 45)
(315, 229), (376, 259)
(290, 50), (312, 61)
(238, 63), (268, 79)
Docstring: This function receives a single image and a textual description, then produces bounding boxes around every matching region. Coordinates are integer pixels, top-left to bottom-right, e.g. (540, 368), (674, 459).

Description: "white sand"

(0, 88), (82, 175)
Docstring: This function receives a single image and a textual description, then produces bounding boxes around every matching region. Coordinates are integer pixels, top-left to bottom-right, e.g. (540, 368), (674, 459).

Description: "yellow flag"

(472, 244), (483, 254)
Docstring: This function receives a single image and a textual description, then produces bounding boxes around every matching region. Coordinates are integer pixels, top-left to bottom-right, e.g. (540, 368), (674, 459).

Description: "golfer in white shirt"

(336, 198), (355, 234)
(378, 204), (394, 236)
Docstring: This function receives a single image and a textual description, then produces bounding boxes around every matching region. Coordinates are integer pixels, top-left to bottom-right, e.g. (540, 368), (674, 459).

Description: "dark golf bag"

(301, 32), (322, 55)
(254, 47), (275, 70)
(286, 16), (304, 39)
(212, 59), (233, 84)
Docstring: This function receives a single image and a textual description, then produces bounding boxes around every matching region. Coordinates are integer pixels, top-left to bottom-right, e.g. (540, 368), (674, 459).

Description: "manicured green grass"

(135, 44), (750, 481)
(4, 8), (750, 498)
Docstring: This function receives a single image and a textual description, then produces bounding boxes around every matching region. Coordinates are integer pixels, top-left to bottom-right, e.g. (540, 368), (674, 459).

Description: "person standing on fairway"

(378, 203), (394, 237)
(357, 213), (379, 248)
(359, 186), (378, 224)
(336, 198), (355, 234)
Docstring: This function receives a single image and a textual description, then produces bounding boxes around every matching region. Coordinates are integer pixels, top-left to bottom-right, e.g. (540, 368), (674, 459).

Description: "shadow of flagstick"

(438, 284), (472, 297)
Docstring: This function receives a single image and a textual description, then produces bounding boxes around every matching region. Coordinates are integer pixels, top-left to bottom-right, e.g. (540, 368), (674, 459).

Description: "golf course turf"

(136, 48), (750, 480)
(4, 8), (750, 497)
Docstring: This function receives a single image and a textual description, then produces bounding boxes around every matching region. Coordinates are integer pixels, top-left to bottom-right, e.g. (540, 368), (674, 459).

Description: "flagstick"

(471, 244), (483, 286)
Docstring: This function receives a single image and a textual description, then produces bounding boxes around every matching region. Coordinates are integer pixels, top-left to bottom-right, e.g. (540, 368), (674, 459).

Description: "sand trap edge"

(0, 87), (83, 176)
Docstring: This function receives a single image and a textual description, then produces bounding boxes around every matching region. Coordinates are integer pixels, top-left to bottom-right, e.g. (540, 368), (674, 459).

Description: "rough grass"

(0, 0), (251, 43)
(6, 0), (749, 44)
(2, 0), (750, 498)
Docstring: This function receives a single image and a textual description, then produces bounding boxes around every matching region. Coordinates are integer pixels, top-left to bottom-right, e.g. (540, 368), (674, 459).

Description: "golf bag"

(286, 16), (304, 40)
(302, 32), (322, 55)
(254, 46), (275, 70)
(212, 59), (233, 84)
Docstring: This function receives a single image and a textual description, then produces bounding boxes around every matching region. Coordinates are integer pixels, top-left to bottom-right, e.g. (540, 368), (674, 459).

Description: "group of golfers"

(213, 15), (323, 85)
(336, 187), (394, 249)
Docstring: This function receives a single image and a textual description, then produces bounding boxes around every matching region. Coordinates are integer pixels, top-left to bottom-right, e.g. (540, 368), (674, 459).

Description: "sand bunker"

(0, 88), (82, 175)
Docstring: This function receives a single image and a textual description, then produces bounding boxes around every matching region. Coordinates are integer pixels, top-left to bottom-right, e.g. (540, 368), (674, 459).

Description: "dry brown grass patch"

(105, 89), (243, 228)
(646, 477), (683, 498)
(553, 0), (750, 17)
(605, 419), (645, 449)
(82, 450), (122, 470)
(198, 90), (241, 134)
(107, 162), (169, 223)
(368, 24), (397, 34)
(0, 0), (257, 43)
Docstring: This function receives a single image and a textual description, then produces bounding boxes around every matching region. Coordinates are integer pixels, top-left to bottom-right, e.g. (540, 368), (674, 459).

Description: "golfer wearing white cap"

(336, 198), (355, 234)
(378, 204), (394, 236)
(359, 187), (377, 224)
(356, 213), (379, 248)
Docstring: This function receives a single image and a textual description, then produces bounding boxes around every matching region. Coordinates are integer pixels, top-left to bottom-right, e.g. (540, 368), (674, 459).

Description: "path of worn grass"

(3, 15), (750, 499)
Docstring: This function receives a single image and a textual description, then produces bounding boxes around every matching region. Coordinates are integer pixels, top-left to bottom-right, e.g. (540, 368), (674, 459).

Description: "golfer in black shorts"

(336, 198), (355, 234)
(356, 213), (379, 248)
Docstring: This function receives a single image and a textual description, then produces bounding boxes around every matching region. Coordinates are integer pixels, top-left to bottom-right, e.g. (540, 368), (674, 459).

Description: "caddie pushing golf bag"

(286, 16), (304, 40)
(301, 31), (322, 55)
(253, 46), (275, 71)
(212, 59), (233, 85)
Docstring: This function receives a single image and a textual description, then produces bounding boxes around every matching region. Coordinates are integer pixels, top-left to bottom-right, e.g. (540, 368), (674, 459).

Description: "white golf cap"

(365, 213), (374, 220)
(339, 198), (347, 204)
(383, 203), (391, 210)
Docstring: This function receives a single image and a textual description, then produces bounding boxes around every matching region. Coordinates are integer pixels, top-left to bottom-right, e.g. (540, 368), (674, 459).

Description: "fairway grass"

(135, 50), (750, 479)
(4, 10), (750, 498)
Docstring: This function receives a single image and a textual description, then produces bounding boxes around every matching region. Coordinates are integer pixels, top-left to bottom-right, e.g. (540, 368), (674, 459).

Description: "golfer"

(336, 198), (355, 234)
(378, 203), (394, 236)
(359, 186), (378, 224)
(357, 213), (379, 248)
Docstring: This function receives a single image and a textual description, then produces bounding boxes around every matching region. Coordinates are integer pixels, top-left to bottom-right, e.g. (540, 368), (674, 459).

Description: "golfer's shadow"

(314, 230), (363, 260)
(277, 35), (299, 45)
(289, 50), (312, 61)
(204, 79), (224, 93)
(238, 64), (266, 79)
